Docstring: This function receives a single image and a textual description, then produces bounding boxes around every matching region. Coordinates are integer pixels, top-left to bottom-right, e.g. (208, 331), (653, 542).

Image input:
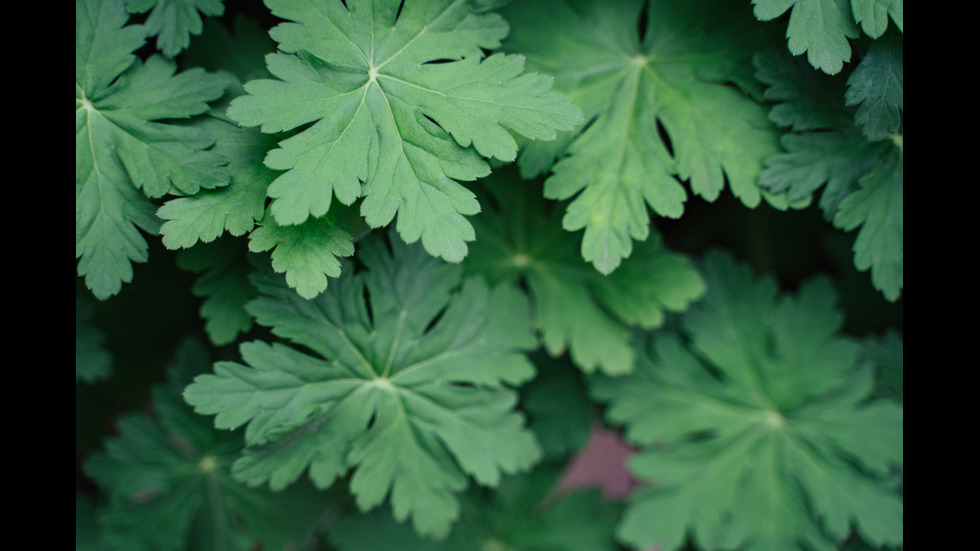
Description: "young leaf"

(226, 0), (582, 264)
(591, 251), (903, 551)
(76, 0), (230, 299)
(246, 208), (356, 300)
(466, 170), (706, 375)
(502, 0), (781, 274)
(184, 234), (542, 539)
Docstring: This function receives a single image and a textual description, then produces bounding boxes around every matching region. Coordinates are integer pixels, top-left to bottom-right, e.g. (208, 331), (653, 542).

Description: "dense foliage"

(77, 0), (903, 550)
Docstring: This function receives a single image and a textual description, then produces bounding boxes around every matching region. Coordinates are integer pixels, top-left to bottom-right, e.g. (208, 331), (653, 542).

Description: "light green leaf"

(157, 115), (274, 250)
(504, 0), (780, 274)
(83, 55), (230, 199)
(76, 0), (229, 299)
(226, 0), (582, 264)
(184, 235), (542, 539)
(851, 0), (903, 37)
(751, 0), (860, 74)
(247, 209), (355, 300)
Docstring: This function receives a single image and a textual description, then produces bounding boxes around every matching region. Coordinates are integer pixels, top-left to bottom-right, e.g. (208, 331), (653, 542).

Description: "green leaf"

(751, 0), (861, 75)
(760, 130), (883, 216)
(752, 46), (854, 132)
(125, 0), (225, 58)
(467, 170), (706, 375)
(77, 0), (154, 299)
(755, 47), (903, 301)
(226, 0), (582, 264)
(850, 0), (903, 38)
(84, 339), (329, 551)
(80, 56), (229, 198)
(76, 0), (230, 299)
(247, 208), (356, 300)
(159, 107), (360, 301)
(184, 234), (542, 539)
(503, 0), (781, 274)
(834, 145), (903, 301)
(330, 465), (621, 551)
(845, 30), (903, 141)
(157, 114), (274, 250)
(176, 239), (256, 346)
(591, 251), (903, 551)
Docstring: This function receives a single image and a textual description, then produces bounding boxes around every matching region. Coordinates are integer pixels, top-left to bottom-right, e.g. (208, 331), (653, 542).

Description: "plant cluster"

(76, 0), (903, 550)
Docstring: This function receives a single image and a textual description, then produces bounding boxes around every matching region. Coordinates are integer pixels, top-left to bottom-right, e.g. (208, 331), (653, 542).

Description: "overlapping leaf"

(156, 111), (358, 300)
(591, 251), (903, 551)
(845, 29), (904, 141)
(466, 170), (705, 375)
(125, 0), (225, 58)
(329, 464), (620, 551)
(84, 339), (330, 551)
(502, 0), (784, 275)
(157, 114), (273, 250)
(751, 0), (903, 75)
(183, 234), (542, 539)
(155, 18), (275, 249)
(756, 47), (903, 300)
(227, 0), (582, 264)
(157, 20), (360, 301)
(174, 239), (256, 346)
(156, 115), (355, 301)
(76, 0), (229, 299)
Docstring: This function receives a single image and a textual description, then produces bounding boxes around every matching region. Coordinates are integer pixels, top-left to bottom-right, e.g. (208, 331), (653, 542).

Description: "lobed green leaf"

(226, 0), (582, 264)
(504, 0), (781, 274)
(591, 251), (903, 551)
(184, 234), (542, 538)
